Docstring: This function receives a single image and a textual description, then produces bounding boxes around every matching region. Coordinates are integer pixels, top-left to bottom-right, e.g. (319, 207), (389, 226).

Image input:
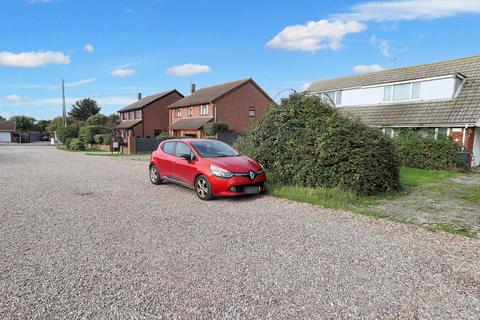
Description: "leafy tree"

(46, 117), (63, 133)
(85, 113), (108, 126)
(9, 115), (36, 132)
(0, 114), (5, 121)
(68, 98), (101, 121)
(34, 120), (50, 133)
(56, 126), (78, 144)
(106, 113), (120, 128)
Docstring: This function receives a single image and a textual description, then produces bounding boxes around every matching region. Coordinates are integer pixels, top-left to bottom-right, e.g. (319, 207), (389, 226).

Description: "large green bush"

(93, 134), (112, 145)
(69, 138), (86, 151)
(393, 130), (465, 170)
(203, 123), (229, 136)
(56, 126), (78, 144)
(79, 125), (110, 144)
(235, 93), (401, 196)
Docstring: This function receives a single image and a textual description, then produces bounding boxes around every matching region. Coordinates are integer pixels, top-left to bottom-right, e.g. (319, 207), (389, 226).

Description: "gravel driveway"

(1, 145), (479, 319)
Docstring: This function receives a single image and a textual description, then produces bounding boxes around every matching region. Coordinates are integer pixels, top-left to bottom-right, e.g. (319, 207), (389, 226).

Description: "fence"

(216, 131), (243, 145)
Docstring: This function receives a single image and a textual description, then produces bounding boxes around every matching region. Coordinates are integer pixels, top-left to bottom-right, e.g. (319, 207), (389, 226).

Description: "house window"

(384, 82), (422, 102)
(437, 127), (449, 137)
(248, 106), (256, 117)
(320, 91), (342, 105)
(135, 110), (141, 119)
(175, 108), (181, 118)
(130, 111), (135, 119)
(201, 105), (209, 115)
(188, 107), (193, 117)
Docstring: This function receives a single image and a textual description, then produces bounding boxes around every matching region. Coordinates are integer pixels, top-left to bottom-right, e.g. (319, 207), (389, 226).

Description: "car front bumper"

(209, 173), (267, 196)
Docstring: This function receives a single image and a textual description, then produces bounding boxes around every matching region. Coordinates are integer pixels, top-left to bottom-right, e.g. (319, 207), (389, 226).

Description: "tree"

(68, 98), (101, 121)
(106, 113), (120, 128)
(0, 114), (5, 121)
(9, 115), (36, 132)
(85, 113), (108, 126)
(34, 120), (50, 133)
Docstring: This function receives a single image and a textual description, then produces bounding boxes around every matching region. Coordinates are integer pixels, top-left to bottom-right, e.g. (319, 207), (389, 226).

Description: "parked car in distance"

(149, 139), (266, 200)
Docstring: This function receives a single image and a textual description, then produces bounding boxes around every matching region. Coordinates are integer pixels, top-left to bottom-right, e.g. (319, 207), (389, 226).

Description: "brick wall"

(142, 91), (184, 137)
(215, 81), (273, 132)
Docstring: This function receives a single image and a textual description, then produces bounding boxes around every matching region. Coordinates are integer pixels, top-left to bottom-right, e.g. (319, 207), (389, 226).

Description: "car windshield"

(191, 140), (239, 158)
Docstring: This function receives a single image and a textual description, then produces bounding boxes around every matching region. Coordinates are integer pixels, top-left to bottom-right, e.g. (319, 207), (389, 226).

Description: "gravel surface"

(1, 145), (479, 319)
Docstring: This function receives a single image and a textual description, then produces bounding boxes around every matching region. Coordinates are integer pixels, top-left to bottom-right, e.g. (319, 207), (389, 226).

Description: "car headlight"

(210, 165), (233, 178)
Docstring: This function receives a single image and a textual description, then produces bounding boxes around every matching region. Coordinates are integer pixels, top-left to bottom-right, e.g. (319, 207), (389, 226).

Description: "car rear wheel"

(195, 175), (214, 200)
(149, 165), (162, 185)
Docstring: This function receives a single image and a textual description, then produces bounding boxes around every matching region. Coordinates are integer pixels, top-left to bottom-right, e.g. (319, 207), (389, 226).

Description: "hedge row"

(235, 93), (401, 196)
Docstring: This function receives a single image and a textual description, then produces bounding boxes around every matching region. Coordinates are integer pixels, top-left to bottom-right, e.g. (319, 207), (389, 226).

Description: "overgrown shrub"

(69, 138), (85, 151)
(79, 125), (110, 144)
(235, 93), (401, 196)
(56, 126), (78, 144)
(203, 123), (229, 136)
(93, 134), (112, 145)
(393, 130), (465, 170)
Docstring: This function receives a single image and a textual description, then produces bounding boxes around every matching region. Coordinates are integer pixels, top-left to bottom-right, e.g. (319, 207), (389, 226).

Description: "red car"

(149, 139), (266, 200)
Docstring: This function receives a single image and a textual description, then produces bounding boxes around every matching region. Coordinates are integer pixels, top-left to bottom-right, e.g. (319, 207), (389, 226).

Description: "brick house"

(0, 120), (15, 142)
(117, 90), (184, 140)
(307, 55), (480, 167)
(167, 78), (274, 137)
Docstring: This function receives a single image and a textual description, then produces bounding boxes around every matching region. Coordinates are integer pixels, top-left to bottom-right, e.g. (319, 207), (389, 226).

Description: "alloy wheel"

(197, 177), (209, 198)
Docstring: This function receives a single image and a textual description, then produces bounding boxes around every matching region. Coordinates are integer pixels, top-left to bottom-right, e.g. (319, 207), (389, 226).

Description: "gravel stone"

(0, 145), (479, 319)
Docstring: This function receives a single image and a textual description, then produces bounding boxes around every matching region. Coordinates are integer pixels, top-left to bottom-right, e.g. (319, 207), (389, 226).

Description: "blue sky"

(1, 0), (480, 120)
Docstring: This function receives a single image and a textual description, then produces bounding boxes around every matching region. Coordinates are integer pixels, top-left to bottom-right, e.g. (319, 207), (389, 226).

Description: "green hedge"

(203, 123), (229, 136)
(393, 130), (465, 170)
(56, 126), (78, 144)
(79, 125), (110, 144)
(235, 93), (401, 196)
(93, 134), (112, 145)
(69, 138), (85, 151)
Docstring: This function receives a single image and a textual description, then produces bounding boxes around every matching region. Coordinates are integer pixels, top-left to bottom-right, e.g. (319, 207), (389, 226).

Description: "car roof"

(162, 138), (221, 144)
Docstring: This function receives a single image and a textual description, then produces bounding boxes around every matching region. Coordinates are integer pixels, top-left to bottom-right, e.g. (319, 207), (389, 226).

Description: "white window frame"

(200, 105), (209, 116)
(175, 108), (181, 118)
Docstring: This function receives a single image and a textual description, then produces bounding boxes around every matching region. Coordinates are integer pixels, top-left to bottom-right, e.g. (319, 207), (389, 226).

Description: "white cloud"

(370, 36), (391, 57)
(110, 68), (135, 77)
(0, 51), (70, 68)
(166, 64), (211, 77)
(65, 78), (96, 88)
(83, 44), (94, 53)
(5, 94), (27, 102)
(332, 0), (480, 22)
(266, 20), (366, 52)
(353, 64), (386, 73)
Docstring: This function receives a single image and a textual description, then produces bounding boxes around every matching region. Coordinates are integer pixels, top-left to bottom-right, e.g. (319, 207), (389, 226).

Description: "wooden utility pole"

(62, 77), (67, 126)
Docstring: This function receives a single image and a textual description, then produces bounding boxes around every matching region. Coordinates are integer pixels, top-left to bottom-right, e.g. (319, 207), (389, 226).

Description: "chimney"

(191, 83), (196, 94)
(137, 92), (142, 100)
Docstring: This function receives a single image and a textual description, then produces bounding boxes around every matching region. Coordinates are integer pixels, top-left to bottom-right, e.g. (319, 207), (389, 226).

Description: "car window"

(162, 142), (175, 155)
(175, 142), (193, 157)
(191, 140), (239, 158)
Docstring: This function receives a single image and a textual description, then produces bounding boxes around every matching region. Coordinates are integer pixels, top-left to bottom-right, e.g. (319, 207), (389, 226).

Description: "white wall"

(342, 86), (384, 106)
(473, 127), (480, 166)
(421, 77), (456, 100)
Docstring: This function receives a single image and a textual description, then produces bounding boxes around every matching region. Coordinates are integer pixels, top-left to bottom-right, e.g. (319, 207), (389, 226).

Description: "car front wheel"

(195, 175), (214, 200)
(149, 165), (162, 185)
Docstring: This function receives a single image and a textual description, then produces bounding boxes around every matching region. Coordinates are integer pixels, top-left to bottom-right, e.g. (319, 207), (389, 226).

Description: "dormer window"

(384, 82), (422, 102)
(175, 108), (181, 118)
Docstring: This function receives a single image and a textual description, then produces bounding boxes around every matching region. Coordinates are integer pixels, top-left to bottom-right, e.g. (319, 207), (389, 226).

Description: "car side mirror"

(180, 153), (192, 162)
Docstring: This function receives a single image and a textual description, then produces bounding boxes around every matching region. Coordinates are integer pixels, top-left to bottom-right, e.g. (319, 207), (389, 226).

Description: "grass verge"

(56, 146), (107, 153)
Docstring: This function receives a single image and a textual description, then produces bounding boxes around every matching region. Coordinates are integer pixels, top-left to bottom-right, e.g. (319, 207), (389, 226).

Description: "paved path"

(1, 145), (479, 319)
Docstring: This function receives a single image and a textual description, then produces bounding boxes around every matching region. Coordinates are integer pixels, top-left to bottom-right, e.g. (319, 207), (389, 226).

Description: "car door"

(172, 142), (198, 187)
(155, 141), (176, 178)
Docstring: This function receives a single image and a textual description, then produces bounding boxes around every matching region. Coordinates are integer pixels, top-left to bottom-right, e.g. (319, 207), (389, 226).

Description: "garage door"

(0, 131), (11, 142)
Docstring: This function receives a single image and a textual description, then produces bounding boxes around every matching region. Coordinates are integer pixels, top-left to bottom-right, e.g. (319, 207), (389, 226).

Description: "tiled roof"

(167, 79), (251, 108)
(169, 117), (213, 130)
(117, 119), (142, 129)
(0, 120), (15, 131)
(117, 90), (181, 112)
(307, 55), (480, 127)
